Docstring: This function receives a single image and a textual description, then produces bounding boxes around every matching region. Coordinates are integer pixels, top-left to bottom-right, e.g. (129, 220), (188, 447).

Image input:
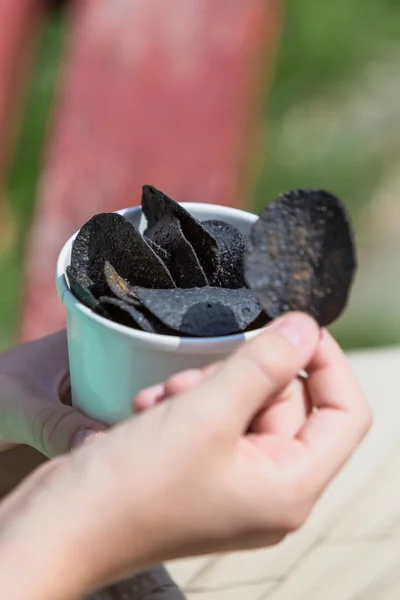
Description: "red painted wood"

(0, 0), (43, 168)
(20, 0), (281, 342)
(0, 0), (44, 235)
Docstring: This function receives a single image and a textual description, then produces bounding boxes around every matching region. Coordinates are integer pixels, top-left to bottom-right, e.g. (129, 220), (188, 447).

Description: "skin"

(0, 332), (182, 600)
(0, 331), (105, 498)
(0, 313), (372, 600)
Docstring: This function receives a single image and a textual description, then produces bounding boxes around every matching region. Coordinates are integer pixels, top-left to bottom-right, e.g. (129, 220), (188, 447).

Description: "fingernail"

(133, 384), (165, 412)
(266, 315), (302, 347)
(71, 429), (103, 451)
(141, 383), (165, 402)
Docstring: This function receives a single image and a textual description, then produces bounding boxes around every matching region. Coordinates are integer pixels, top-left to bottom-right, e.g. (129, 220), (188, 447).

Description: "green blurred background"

(1, 0), (400, 351)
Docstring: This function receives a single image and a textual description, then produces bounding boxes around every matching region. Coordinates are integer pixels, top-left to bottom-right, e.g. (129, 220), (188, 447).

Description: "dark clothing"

(87, 565), (186, 600)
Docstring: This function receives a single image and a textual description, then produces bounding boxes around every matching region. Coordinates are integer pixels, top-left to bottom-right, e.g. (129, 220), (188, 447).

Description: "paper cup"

(56, 203), (262, 425)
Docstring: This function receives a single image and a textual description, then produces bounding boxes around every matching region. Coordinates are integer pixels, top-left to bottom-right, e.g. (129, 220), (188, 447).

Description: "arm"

(0, 332), (185, 600)
(0, 314), (372, 600)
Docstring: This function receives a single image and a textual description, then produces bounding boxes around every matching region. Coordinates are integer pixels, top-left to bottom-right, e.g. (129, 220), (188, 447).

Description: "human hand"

(0, 313), (372, 600)
(0, 332), (105, 460)
(0, 334), (183, 600)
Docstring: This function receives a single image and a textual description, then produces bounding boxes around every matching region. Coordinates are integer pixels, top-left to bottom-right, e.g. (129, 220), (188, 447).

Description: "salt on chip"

(104, 261), (138, 304)
(135, 287), (262, 337)
(66, 266), (109, 317)
(147, 238), (170, 264)
(70, 212), (175, 297)
(142, 185), (219, 283)
(202, 220), (246, 288)
(244, 189), (356, 326)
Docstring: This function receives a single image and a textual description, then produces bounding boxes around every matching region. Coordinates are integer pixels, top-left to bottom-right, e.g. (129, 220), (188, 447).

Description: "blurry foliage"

(2, 1), (400, 349)
(0, 12), (66, 349)
(256, 0), (400, 211)
(254, 0), (400, 349)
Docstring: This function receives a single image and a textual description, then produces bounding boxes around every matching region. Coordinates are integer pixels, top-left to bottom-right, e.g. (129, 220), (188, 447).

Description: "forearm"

(0, 460), (95, 600)
(0, 451), (160, 600)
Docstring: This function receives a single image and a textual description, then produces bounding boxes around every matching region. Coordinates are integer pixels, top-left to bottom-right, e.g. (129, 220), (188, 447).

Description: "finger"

(164, 363), (220, 397)
(1, 331), (68, 393)
(0, 378), (105, 457)
(250, 378), (310, 437)
(132, 369), (204, 413)
(133, 383), (166, 413)
(164, 369), (206, 397)
(187, 313), (320, 431)
(133, 363), (220, 413)
(295, 329), (372, 488)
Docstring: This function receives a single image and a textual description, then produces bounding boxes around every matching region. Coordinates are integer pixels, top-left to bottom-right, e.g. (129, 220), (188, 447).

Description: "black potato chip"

(104, 261), (139, 304)
(202, 220), (246, 288)
(70, 212), (175, 297)
(135, 287), (262, 337)
(142, 185), (219, 282)
(66, 266), (109, 317)
(147, 238), (170, 264)
(244, 189), (356, 326)
(99, 297), (171, 335)
(143, 214), (208, 288)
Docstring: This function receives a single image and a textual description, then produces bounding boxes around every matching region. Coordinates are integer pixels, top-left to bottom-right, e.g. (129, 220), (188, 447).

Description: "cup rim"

(56, 202), (264, 353)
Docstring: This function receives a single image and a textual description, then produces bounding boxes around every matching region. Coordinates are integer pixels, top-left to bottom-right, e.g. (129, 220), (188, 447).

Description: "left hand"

(0, 332), (105, 497)
(0, 333), (184, 600)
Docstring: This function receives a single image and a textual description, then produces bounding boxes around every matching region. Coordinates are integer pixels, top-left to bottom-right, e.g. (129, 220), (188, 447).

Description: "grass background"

(1, 1), (400, 350)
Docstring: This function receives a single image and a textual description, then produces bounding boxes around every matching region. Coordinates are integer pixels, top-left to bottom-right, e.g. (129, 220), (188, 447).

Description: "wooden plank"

(167, 558), (215, 589)
(19, 0), (280, 342)
(186, 583), (275, 600)
(264, 542), (400, 600)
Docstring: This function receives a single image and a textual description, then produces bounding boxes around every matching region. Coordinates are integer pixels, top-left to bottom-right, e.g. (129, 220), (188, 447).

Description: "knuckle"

(165, 372), (186, 394)
(186, 404), (229, 446)
(32, 405), (74, 456)
(361, 405), (373, 437)
(196, 411), (226, 442)
(272, 480), (312, 534)
(245, 335), (298, 389)
(350, 400), (373, 444)
(279, 506), (308, 534)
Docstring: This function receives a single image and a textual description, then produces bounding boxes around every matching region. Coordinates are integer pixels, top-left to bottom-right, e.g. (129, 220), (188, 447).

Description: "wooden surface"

(165, 346), (400, 599)
(19, 0), (280, 342)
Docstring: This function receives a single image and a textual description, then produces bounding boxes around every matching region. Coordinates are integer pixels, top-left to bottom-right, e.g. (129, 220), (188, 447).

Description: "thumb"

(33, 404), (105, 457)
(192, 312), (320, 431)
(0, 377), (105, 457)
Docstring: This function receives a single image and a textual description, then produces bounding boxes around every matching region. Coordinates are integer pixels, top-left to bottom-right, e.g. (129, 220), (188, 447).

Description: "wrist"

(0, 460), (95, 600)
(44, 451), (152, 591)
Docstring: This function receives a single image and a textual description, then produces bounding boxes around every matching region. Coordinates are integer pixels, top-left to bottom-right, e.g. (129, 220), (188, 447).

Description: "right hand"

(0, 313), (372, 600)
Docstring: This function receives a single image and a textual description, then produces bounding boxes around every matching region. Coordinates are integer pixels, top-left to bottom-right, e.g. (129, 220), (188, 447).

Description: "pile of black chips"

(66, 186), (356, 337)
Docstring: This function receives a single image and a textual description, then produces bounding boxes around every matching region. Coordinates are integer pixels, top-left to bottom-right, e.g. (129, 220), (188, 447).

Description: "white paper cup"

(56, 203), (262, 425)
